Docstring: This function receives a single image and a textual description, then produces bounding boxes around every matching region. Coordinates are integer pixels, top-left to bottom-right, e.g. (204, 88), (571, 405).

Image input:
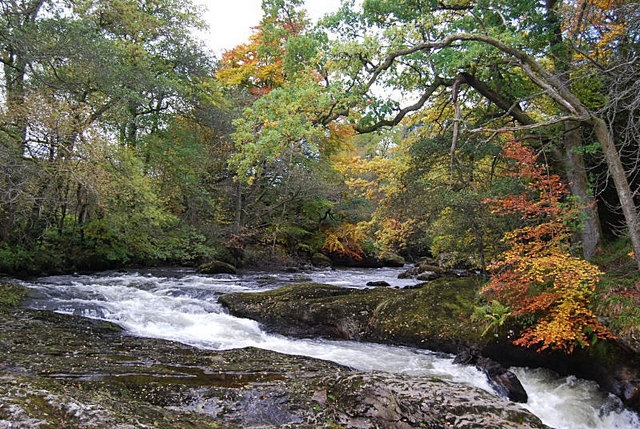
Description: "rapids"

(19, 267), (640, 429)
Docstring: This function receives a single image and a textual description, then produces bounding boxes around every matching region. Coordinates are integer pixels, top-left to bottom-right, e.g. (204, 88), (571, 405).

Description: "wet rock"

(454, 349), (528, 403)
(416, 271), (439, 281)
(198, 260), (237, 275)
(398, 263), (443, 279)
(322, 373), (546, 429)
(398, 266), (422, 279)
(366, 281), (390, 287)
(220, 279), (485, 354)
(0, 306), (547, 428)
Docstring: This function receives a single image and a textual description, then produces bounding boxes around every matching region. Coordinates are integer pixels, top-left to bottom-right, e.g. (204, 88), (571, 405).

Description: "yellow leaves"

(484, 141), (609, 353)
(322, 222), (367, 260)
(216, 28), (286, 94)
(374, 218), (414, 254)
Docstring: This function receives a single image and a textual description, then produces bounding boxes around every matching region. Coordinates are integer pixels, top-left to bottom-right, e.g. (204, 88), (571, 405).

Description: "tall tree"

(314, 0), (640, 268)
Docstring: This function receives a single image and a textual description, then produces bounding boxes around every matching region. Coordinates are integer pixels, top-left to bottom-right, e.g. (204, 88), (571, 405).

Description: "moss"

(220, 278), (486, 352)
(198, 260), (237, 274)
(0, 282), (29, 307)
(370, 278), (485, 348)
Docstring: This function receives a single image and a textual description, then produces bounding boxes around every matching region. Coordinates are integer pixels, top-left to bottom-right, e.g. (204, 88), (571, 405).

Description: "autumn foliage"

(483, 141), (609, 353)
(217, 28), (286, 96)
(322, 223), (366, 261)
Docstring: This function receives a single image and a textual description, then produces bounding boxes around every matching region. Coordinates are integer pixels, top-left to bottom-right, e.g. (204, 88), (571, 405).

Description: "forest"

(1, 0), (640, 355)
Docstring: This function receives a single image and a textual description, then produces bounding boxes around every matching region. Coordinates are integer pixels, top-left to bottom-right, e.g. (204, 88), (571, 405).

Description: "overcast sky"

(193, 0), (343, 56)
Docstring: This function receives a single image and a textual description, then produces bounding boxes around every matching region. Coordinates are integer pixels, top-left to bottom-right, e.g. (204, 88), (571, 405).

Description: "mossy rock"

(379, 252), (405, 267)
(0, 282), (29, 307)
(220, 279), (485, 351)
(0, 303), (546, 428)
(311, 253), (332, 267)
(198, 260), (237, 274)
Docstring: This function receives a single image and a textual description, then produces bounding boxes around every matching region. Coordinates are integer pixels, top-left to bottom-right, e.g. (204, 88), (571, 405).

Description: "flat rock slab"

(0, 306), (547, 428)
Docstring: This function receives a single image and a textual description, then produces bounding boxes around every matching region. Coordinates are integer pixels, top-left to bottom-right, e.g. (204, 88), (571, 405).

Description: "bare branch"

(470, 115), (589, 133)
(354, 78), (443, 133)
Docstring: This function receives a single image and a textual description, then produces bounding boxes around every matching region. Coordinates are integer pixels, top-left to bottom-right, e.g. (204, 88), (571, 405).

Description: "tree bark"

(560, 122), (602, 259)
(592, 117), (640, 269)
(234, 181), (243, 235)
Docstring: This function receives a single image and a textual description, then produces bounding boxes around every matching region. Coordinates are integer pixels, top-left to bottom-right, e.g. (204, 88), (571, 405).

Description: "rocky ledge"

(219, 279), (640, 412)
(0, 288), (546, 428)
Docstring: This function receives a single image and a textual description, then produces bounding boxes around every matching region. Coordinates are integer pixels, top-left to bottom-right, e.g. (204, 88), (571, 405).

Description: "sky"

(193, 0), (343, 56)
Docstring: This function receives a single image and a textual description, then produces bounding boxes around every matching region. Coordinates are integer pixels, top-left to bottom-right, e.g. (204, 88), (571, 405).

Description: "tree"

(316, 0), (640, 268)
(483, 141), (609, 352)
(0, 0), (215, 271)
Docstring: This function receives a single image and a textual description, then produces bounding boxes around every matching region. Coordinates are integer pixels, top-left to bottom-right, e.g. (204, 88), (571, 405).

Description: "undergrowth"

(593, 238), (640, 340)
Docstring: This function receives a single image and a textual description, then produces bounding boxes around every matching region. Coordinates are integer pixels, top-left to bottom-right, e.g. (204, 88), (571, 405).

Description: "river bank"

(0, 281), (547, 428)
(5, 267), (640, 428)
(219, 278), (640, 414)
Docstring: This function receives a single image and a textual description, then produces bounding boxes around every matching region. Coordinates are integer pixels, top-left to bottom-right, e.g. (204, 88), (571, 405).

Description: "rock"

(398, 266), (422, 279)
(220, 278), (485, 354)
(454, 350), (527, 403)
(198, 260), (237, 274)
(330, 255), (384, 268)
(417, 256), (437, 265)
(311, 253), (332, 267)
(323, 373), (546, 429)
(445, 268), (473, 277)
(0, 305), (547, 429)
(379, 253), (405, 267)
(366, 281), (391, 287)
(416, 271), (439, 281)
(290, 275), (312, 282)
(398, 263), (443, 279)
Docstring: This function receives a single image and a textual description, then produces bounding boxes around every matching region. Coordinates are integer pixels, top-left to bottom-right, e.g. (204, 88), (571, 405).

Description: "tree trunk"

(234, 181), (243, 235)
(592, 117), (640, 269)
(561, 122), (603, 260)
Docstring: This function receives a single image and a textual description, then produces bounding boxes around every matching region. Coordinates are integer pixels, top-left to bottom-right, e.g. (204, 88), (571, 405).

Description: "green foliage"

(473, 300), (512, 337)
(593, 238), (640, 340)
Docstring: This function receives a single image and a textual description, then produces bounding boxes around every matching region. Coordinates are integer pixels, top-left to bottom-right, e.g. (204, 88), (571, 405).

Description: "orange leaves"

(322, 223), (366, 260)
(217, 27), (287, 95)
(483, 141), (609, 353)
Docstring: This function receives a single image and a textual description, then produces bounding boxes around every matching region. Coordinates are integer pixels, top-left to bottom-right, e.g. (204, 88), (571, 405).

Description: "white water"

(20, 267), (640, 429)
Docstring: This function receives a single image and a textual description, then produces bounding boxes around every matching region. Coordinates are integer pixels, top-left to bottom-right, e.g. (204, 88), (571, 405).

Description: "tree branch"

(354, 78), (443, 133)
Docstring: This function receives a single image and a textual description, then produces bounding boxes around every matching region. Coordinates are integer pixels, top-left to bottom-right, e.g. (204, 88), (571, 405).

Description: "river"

(18, 266), (640, 429)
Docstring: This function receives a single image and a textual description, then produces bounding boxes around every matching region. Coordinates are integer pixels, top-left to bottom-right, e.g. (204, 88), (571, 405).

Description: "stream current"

(19, 266), (640, 429)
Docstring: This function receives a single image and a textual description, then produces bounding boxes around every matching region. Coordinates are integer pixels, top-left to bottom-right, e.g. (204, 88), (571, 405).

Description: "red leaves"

(483, 141), (609, 353)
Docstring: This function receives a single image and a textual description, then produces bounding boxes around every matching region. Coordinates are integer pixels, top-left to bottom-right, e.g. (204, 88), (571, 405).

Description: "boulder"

(398, 263), (443, 279)
(416, 271), (439, 281)
(220, 279), (484, 353)
(198, 260), (237, 274)
(322, 373), (546, 429)
(367, 281), (391, 287)
(311, 253), (332, 267)
(454, 349), (528, 403)
(380, 253), (406, 267)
